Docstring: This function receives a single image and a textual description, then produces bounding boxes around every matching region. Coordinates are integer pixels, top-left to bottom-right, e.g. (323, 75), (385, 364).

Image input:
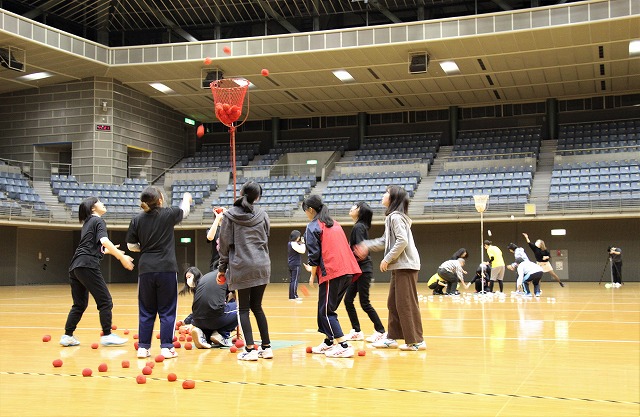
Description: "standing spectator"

(287, 230), (306, 302)
(344, 202), (386, 343)
(355, 185), (425, 352)
(608, 246), (623, 287)
(60, 197), (134, 347)
(483, 240), (505, 294)
(303, 195), (361, 358)
(522, 233), (564, 287)
(127, 187), (192, 360)
(217, 181), (272, 361)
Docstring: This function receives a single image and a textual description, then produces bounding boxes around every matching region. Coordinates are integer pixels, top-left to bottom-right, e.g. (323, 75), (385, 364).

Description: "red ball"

(167, 373), (177, 382)
(234, 339), (244, 348)
(305, 346), (312, 354)
(214, 207), (224, 214)
(156, 334), (160, 339)
(111, 325), (117, 330)
(82, 368), (92, 377)
(136, 374), (146, 384)
(261, 68), (269, 77)
(98, 363), (108, 372)
(142, 366), (153, 375)
(121, 360), (130, 368)
(134, 342), (139, 350)
(222, 46), (231, 55)
(203, 57), (212, 65)
(173, 341), (181, 349)
(123, 329), (130, 335)
(133, 333), (139, 339)
(154, 354), (165, 363)
(146, 361), (155, 368)
(42, 335), (51, 342)
(196, 125), (205, 138)
(184, 342), (193, 350)
(52, 359), (63, 367)
(173, 336), (178, 342)
(91, 343), (99, 349)
(230, 346), (238, 353)
(179, 336), (185, 342)
(182, 380), (195, 389)
(358, 350), (366, 356)
(186, 336), (193, 342)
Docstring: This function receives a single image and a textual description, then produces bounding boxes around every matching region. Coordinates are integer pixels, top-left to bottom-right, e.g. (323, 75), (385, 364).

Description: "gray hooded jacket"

(363, 211), (420, 271)
(218, 204), (271, 291)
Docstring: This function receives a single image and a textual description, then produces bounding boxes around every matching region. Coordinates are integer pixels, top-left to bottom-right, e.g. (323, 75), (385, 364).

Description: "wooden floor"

(0, 282), (638, 417)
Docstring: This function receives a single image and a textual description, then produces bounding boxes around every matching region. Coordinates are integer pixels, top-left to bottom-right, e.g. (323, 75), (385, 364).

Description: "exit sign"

(180, 237), (192, 243)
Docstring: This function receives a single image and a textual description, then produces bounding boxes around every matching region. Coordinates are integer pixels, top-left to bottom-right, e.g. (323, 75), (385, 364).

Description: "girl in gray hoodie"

(217, 181), (272, 361)
(355, 185), (425, 351)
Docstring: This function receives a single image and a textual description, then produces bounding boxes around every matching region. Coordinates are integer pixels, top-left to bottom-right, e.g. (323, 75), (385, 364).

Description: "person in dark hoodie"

(217, 181), (271, 361)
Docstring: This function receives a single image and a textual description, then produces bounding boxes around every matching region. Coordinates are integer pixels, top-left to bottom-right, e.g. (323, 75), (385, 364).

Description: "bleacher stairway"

(530, 140), (557, 212)
(409, 145), (452, 216)
(32, 181), (71, 221)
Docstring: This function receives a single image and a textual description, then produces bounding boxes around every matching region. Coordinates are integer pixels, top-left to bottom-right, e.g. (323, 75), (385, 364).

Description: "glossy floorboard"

(0, 282), (638, 417)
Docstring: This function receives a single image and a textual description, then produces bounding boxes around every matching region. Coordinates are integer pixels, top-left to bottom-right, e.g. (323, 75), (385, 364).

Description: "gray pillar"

(271, 117), (280, 147)
(358, 112), (367, 148)
(546, 98), (558, 140)
(449, 106), (459, 146)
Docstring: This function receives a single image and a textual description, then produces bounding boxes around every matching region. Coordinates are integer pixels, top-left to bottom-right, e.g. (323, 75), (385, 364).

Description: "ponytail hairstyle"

(354, 201), (373, 229)
(179, 266), (202, 296)
(78, 196), (99, 223)
(140, 186), (163, 213)
(302, 194), (333, 227)
(233, 181), (262, 213)
(289, 230), (301, 242)
(384, 185), (409, 216)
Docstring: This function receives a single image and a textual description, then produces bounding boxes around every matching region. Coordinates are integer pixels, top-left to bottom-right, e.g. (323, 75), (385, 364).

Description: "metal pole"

(480, 211), (484, 293)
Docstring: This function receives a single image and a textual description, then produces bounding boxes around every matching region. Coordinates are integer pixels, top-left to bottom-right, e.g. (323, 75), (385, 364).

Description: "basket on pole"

(210, 78), (250, 199)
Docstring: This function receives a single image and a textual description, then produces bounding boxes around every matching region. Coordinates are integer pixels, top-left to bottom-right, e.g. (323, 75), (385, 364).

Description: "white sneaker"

(311, 342), (333, 354)
(100, 333), (127, 346)
(347, 330), (364, 341)
(191, 327), (211, 349)
(398, 341), (426, 351)
(324, 344), (354, 358)
(365, 331), (387, 343)
(59, 335), (80, 347)
(258, 347), (273, 359)
(237, 349), (259, 361)
(209, 331), (223, 346)
(161, 347), (178, 359)
(219, 337), (233, 348)
(372, 338), (398, 349)
(137, 347), (150, 358)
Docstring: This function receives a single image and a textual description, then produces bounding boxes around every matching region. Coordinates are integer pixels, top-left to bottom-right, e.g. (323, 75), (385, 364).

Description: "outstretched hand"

(353, 243), (369, 260)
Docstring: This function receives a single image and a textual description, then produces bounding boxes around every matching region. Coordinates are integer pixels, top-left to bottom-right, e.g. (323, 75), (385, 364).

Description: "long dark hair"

(384, 185), (409, 216)
(233, 181), (262, 213)
(354, 201), (372, 229)
(78, 197), (99, 223)
(140, 186), (163, 213)
(179, 266), (202, 296)
(302, 194), (333, 227)
(452, 248), (468, 260)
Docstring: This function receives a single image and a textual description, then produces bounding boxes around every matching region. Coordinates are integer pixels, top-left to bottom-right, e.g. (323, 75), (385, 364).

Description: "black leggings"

(64, 267), (114, 336)
(236, 285), (270, 348)
(344, 271), (385, 334)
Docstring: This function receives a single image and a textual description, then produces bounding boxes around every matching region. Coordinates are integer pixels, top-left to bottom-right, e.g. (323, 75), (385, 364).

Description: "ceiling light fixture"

(149, 82), (175, 94)
(440, 61), (460, 74)
(17, 72), (53, 81)
(629, 40), (640, 57)
(333, 69), (355, 83)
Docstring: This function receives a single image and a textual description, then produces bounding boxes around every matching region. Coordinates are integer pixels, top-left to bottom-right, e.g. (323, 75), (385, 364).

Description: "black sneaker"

(559, 282), (565, 287)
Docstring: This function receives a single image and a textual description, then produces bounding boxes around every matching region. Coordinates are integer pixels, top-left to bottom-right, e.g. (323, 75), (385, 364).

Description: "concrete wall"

(1, 218), (637, 286)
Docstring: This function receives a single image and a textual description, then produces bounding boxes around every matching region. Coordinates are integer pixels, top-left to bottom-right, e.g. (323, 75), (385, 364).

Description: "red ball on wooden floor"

(234, 339), (245, 348)
(136, 374), (146, 384)
(52, 359), (63, 367)
(146, 361), (155, 368)
(184, 343), (193, 350)
(230, 346), (238, 353)
(111, 325), (117, 330)
(82, 368), (92, 377)
(173, 341), (181, 349)
(167, 373), (177, 382)
(133, 333), (139, 339)
(358, 350), (366, 357)
(121, 360), (130, 368)
(142, 366), (153, 375)
(134, 342), (139, 350)
(91, 343), (99, 349)
(123, 329), (130, 335)
(306, 346), (312, 354)
(156, 334), (160, 339)
(42, 335), (51, 342)
(155, 354), (165, 363)
(98, 363), (108, 372)
(182, 380), (195, 389)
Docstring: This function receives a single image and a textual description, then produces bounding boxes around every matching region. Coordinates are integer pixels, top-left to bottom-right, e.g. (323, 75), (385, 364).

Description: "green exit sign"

(184, 117), (196, 126)
(180, 237), (192, 243)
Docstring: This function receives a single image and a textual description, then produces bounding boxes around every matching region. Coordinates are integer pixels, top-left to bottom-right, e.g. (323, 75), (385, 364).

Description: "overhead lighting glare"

(17, 72), (53, 81)
(333, 69), (355, 83)
(149, 83), (175, 94)
(439, 61), (460, 74)
(551, 229), (566, 236)
(629, 40), (640, 56)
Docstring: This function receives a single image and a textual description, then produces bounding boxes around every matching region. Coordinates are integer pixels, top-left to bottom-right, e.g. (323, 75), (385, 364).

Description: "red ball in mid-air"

(204, 57), (212, 65)
(222, 46), (231, 55)
(196, 125), (205, 138)
(261, 68), (269, 77)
